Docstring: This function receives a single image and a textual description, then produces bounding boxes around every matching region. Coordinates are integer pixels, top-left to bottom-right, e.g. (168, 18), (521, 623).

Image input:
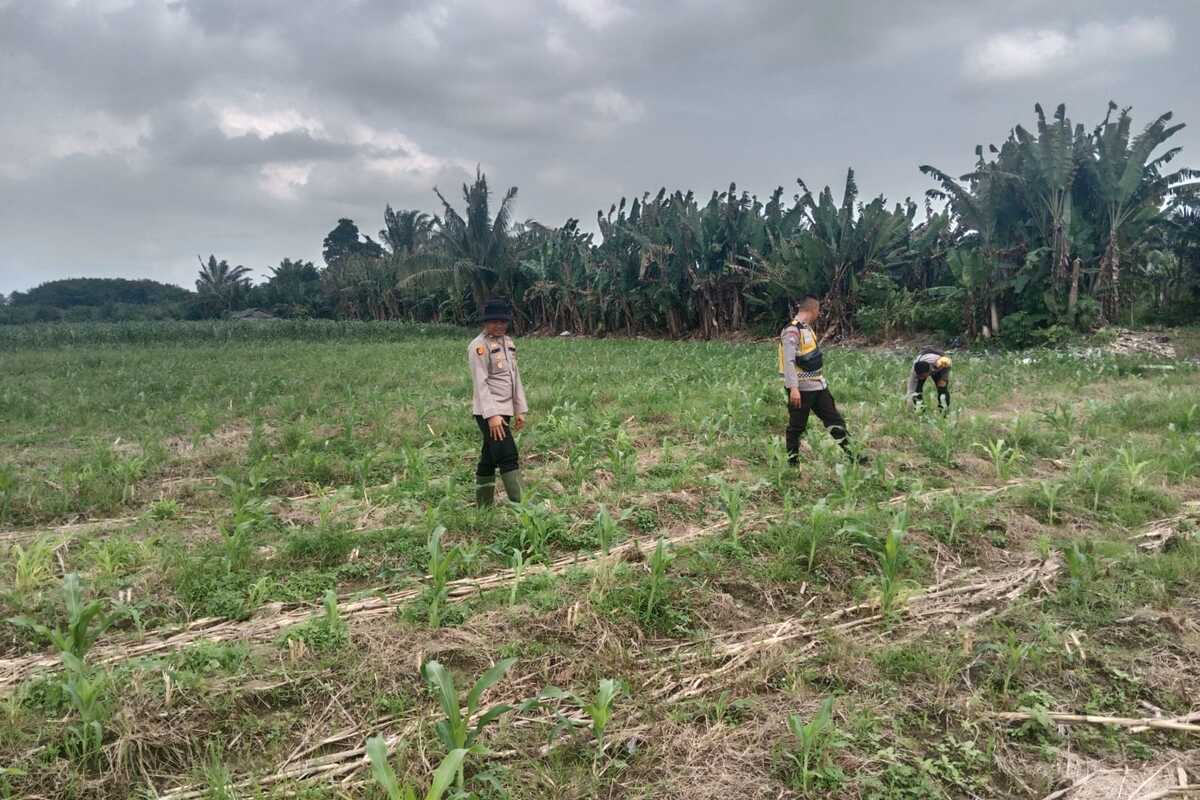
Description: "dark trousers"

(785, 388), (849, 462)
(914, 372), (951, 411)
(475, 415), (519, 477)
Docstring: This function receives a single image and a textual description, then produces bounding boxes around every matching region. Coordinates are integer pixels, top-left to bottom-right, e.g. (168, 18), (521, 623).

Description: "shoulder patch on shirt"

(475, 345), (485, 356)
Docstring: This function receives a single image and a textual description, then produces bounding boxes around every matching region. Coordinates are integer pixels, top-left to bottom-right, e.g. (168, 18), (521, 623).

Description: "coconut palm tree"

(195, 255), (252, 315)
(380, 207), (434, 255)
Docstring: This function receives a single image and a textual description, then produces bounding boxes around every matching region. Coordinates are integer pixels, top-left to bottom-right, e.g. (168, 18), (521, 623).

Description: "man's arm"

(905, 372), (921, 407)
(781, 330), (799, 389)
(511, 348), (528, 416)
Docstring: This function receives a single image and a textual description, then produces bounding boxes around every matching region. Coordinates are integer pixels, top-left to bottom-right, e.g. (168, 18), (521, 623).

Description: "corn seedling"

(1038, 481), (1062, 525)
(801, 499), (836, 574)
(508, 549), (525, 606)
(425, 526), (460, 628)
(6, 572), (121, 660)
(541, 678), (622, 767)
(149, 498), (180, 520)
(1061, 542), (1097, 608)
(1117, 445), (1150, 502)
(716, 481), (746, 543)
(592, 504), (629, 555)
(282, 588), (348, 652)
(644, 537), (673, 620)
(607, 429), (637, 488)
(583, 678), (620, 746)
(784, 697), (840, 794)
(768, 435), (791, 486)
(986, 631), (1034, 697)
(944, 493), (972, 547)
(975, 438), (1017, 480)
(877, 513), (908, 619)
(511, 502), (560, 563)
(1039, 403), (1076, 437)
(833, 460), (864, 507)
(366, 735), (467, 800)
(9, 538), (56, 600)
(421, 658), (521, 791)
(6, 574), (120, 763)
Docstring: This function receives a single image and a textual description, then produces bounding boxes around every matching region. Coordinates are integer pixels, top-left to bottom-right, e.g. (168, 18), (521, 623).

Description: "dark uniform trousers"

(913, 370), (951, 410)
(475, 415), (519, 477)
(784, 388), (849, 462)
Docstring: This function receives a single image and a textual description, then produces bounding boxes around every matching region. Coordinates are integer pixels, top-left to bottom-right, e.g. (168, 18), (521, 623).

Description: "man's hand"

(789, 388), (801, 408)
(513, 414), (526, 432)
(488, 415), (507, 441)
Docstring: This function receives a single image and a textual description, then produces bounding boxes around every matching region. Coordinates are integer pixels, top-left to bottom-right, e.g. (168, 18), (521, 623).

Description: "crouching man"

(906, 348), (952, 413)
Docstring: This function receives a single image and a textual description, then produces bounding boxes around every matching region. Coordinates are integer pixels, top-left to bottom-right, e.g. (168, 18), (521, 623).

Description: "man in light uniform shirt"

(468, 297), (528, 506)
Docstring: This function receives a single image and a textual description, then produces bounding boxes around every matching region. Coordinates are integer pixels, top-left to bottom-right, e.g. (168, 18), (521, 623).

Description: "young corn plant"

(365, 735), (467, 800)
(541, 678), (622, 768)
(421, 658), (521, 792)
(281, 588), (349, 653)
(425, 527), (460, 629)
(592, 504), (629, 555)
(7, 572), (121, 660)
(1117, 445), (1150, 503)
(1038, 481), (1062, 526)
(1039, 403), (1077, 439)
(768, 435), (791, 487)
(644, 537), (673, 622)
(975, 438), (1018, 480)
(508, 549), (525, 606)
(607, 429), (637, 488)
(801, 499), (836, 574)
(833, 460), (864, 507)
(511, 502), (561, 563)
(784, 697), (842, 794)
(986, 631), (1034, 697)
(877, 513), (909, 620)
(716, 481), (746, 544)
(1061, 542), (1097, 609)
(7, 574), (121, 764)
(943, 493), (973, 547)
(8, 538), (57, 603)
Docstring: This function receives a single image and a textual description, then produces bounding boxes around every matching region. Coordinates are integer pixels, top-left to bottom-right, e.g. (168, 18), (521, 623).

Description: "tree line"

(5, 102), (1197, 344)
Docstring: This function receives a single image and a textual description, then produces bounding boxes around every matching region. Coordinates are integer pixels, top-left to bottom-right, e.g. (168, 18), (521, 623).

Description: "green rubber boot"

(475, 476), (496, 507)
(500, 469), (524, 503)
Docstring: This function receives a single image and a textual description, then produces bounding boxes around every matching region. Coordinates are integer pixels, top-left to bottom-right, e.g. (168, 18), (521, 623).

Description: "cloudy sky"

(2, 0), (1197, 295)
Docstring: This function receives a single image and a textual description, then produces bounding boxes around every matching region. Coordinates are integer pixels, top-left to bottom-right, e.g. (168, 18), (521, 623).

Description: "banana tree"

(1088, 102), (1195, 321)
(787, 168), (912, 338)
(921, 149), (1017, 336)
(1012, 103), (1089, 310)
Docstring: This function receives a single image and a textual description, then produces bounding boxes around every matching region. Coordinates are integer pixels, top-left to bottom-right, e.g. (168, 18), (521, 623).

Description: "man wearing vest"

(779, 296), (866, 465)
(468, 297), (527, 506)
(906, 348), (952, 412)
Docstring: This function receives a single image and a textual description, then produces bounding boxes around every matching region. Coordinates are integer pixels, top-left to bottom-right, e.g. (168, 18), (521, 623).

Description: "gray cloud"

(1, 0), (1198, 294)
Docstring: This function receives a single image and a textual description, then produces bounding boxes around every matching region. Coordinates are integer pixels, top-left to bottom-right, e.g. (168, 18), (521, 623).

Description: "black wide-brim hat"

(481, 298), (512, 322)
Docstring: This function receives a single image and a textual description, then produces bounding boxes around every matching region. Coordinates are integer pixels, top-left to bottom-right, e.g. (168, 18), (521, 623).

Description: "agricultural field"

(2, 322), (1199, 800)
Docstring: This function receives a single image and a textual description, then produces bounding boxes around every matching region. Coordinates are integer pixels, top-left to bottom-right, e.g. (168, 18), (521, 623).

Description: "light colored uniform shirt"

(779, 322), (827, 391)
(906, 352), (951, 405)
(469, 333), (528, 418)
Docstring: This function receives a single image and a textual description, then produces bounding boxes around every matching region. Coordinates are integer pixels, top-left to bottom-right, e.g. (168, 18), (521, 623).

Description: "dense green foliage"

(5, 102), (1196, 338)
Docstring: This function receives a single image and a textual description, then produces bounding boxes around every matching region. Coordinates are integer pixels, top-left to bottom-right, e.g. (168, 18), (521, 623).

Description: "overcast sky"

(2, 0), (1197, 295)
